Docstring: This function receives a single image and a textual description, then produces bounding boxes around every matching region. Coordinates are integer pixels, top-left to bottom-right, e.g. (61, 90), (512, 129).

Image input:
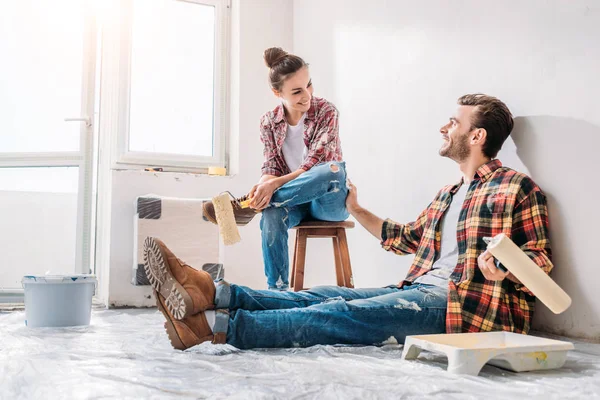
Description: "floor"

(2, 309), (600, 400)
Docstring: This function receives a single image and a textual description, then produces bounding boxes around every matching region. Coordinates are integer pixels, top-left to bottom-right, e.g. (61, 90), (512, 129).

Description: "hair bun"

(264, 47), (288, 68)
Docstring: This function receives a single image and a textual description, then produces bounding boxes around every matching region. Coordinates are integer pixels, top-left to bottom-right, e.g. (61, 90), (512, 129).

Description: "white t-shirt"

(281, 113), (308, 171)
(413, 184), (468, 288)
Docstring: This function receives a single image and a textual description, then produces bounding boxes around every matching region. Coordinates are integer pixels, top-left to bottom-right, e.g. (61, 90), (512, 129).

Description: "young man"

(143, 94), (553, 350)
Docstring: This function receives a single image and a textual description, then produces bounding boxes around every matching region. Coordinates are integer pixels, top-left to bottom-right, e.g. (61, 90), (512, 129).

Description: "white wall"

(293, 0), (600, 340)
(106, 0), (297, 307)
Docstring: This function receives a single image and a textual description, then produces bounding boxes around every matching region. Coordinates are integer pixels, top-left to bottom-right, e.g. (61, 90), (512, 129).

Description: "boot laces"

(223, 192), (249, 208)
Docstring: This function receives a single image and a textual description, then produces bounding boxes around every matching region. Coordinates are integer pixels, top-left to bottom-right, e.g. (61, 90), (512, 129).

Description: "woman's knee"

(260, 207), (290, 231)
(312, 161), (346, 183)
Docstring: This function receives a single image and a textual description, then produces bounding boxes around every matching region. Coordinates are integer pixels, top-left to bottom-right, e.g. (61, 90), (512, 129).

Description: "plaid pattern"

(381, 160), (553, 334)
(259, 96), (343, 176)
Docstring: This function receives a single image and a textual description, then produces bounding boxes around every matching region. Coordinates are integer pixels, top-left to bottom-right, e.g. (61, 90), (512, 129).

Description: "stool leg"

(290, 230), (299, 289)
(294, 230), (308, 292)
(332, 236), (345, 286)
(337, 228), (354, 288)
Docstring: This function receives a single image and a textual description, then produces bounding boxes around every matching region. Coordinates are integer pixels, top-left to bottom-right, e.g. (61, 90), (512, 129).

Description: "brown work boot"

(155, 291), (215, 350)
(202, 193), (259, 226)
(143, 237), (216, 320)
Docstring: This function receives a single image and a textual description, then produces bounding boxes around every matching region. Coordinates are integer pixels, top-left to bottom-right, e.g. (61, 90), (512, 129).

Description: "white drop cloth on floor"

(1, 309), (599, 400)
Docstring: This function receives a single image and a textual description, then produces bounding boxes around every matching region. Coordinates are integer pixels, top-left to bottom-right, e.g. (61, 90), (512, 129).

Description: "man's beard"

(439, 133), (470, 162)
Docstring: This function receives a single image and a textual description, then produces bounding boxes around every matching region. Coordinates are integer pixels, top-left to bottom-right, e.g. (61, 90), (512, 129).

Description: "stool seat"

(292, 221), (355, 229)
(290, 220), (354, 291)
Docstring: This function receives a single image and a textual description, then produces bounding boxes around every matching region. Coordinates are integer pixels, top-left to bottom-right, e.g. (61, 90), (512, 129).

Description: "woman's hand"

(249, 180), (278, 210)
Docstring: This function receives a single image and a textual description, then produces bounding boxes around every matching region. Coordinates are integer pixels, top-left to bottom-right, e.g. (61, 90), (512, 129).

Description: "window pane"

(129, 0), (215, 157)
(0, 1), (84, 153)
(0, 167), (79, 290)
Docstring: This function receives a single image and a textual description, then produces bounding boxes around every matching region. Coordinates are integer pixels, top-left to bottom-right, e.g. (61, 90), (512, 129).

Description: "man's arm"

(510, 189), (553, 292)
(349, 205), (385, 240)
(478, 189), (553, 289)
(346, 180), (429, 255)
(346, 180), (384, 239)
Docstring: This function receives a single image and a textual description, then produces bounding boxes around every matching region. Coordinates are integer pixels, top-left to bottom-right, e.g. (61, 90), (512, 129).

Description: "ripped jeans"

(213, 282), (447, 349)
(260, 161), (350, 289)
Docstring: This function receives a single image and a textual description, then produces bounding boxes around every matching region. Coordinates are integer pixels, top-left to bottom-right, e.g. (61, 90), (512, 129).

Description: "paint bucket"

(21, 275), (97, 328)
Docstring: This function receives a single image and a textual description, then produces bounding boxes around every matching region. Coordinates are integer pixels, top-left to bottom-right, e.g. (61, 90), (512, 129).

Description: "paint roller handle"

(483, 237), (508, 273)
(494, 259), (508, 273)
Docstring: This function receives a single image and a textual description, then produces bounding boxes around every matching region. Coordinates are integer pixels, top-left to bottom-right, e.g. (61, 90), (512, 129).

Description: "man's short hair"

(458, 94), (514, 158)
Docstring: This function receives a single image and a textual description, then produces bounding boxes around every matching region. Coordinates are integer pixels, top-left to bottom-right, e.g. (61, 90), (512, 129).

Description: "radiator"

(132, 195), (222, 285)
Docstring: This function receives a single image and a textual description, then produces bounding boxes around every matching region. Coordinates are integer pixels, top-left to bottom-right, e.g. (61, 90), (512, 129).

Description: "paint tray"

(401, 332), (574, 375)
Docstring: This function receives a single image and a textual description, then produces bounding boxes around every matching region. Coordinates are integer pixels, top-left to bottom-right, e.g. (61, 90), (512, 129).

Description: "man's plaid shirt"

(381, 160), (553, 334)
(259, 97), (342, 176)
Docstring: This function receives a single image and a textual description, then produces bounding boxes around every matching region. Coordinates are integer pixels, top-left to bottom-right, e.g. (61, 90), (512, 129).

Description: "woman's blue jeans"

(260, 161), (350, 289)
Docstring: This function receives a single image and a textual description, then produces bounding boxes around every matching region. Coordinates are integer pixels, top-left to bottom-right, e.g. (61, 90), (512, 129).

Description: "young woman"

(204, 47), (349, 290)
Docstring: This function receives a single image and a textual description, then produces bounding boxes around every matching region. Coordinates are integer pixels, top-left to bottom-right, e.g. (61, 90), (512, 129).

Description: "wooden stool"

(290, 220), (355, 292)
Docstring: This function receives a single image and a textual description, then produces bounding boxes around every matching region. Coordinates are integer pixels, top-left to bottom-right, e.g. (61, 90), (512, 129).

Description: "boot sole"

(202, 201), (218, 225)
(155, 294), (187, 350)
(143, 237), (194, 320)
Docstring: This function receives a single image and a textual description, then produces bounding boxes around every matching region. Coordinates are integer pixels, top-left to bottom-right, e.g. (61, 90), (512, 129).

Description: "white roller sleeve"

(213, 193), (241, 246)
(485, 233), (571, 314)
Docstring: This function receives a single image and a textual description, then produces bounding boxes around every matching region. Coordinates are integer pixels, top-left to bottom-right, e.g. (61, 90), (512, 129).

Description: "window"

(0, 0), (97, 295)
(0, 168), (79, 289)
(114, 0), (230, 171)
(0, 0), (85, 154)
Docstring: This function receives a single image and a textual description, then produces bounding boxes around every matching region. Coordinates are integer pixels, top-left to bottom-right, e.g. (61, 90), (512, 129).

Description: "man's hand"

(344, 179), (384, 240)
(346, 179), (359, 213)
(249, 180), (277, 210)
(478, 250), (510, 281)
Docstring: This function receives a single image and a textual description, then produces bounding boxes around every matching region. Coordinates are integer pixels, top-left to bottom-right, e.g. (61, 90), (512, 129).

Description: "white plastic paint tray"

(22, 275), (97, 328)
(401, 332), (574, 376)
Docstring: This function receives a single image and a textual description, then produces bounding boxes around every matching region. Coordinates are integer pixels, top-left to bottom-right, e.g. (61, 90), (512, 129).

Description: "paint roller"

(483, 233), (571, 314)
(211, 192), (252, 246)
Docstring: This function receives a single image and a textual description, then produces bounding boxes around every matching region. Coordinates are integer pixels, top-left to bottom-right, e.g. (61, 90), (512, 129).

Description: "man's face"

(439, 105), (477, 162)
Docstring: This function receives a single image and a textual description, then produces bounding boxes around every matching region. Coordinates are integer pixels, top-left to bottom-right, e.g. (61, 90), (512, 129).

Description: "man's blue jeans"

(260, 161), (350, 289)
(213, 283), (447, 349)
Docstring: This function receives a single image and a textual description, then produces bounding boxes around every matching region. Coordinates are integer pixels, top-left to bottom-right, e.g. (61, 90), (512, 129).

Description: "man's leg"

(219, 284), (447, 349)
(269, 162), (349, 222)
(260, 204), (309, 289)
(215, 282), (401, 311)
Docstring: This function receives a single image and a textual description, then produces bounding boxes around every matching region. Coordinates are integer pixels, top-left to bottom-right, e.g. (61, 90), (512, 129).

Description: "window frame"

(0, 0), (98, 298)
(113, 0), (230, 172)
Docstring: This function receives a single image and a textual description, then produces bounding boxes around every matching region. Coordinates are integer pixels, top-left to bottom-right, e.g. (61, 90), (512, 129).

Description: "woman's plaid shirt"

(259, 97), (343, 176)
(381, 160), (553, 334)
